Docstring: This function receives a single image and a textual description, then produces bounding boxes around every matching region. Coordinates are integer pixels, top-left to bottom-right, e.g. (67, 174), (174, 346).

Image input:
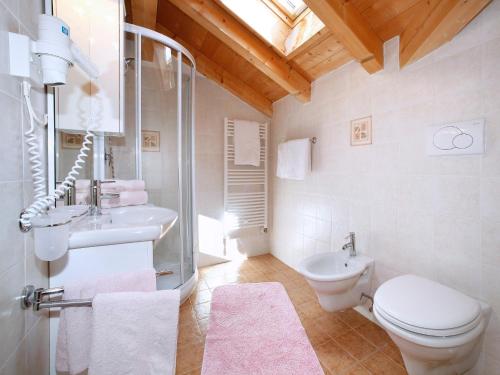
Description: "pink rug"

(201, 282), (324, 375)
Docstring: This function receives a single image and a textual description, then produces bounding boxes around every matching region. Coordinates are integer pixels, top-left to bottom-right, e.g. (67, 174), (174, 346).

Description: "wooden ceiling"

(128, 0), (492, 116)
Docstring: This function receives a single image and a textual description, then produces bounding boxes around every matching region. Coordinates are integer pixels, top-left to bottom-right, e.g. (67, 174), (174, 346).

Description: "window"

(272, 0), (308, 20)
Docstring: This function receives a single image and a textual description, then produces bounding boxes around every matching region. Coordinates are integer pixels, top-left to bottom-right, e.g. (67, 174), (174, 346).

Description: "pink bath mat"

(201, 282), (324, 375)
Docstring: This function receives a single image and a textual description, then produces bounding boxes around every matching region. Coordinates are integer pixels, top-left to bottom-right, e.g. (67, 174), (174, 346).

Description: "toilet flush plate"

(426, 119), (485, 156)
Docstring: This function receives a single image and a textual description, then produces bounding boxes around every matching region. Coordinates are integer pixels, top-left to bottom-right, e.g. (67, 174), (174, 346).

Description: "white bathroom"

(0, 0), (499, 374)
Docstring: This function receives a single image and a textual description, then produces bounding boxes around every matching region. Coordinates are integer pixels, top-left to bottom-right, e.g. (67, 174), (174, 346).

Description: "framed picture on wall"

(142, 130), (160, 152)
(350, 116), (372, 146)
(61, 132), (84, 149)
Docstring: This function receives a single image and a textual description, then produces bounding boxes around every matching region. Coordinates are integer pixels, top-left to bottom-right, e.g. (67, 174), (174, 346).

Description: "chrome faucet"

(56, 181), (76, 206)
(90, 180), (118, 216)
(342, 232), (356, 257)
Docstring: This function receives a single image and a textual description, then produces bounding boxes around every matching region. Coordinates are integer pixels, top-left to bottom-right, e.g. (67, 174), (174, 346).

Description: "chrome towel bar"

(21, 270), (174, 311)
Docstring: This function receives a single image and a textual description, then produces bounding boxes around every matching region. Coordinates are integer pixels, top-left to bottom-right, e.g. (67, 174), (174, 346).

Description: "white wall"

(0, 1), (49, 373)
(195, 75), (271, 261)
(270, 1), (500, 373)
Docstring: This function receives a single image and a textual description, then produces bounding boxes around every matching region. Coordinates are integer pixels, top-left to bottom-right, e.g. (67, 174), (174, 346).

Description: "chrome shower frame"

(124, 23), (197, 293)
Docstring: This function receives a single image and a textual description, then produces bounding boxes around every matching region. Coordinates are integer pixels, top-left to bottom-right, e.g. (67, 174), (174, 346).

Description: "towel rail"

(224, 118), (268, 231)
(21, 270), (173, 311)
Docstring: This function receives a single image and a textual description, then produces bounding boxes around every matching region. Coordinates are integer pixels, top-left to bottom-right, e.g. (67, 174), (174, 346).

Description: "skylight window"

(273, 0), (308, 20)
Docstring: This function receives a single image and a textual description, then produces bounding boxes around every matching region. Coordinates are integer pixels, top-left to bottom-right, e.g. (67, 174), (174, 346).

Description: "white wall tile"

(270, 2), (500, 369)
(0, 1), (49, 372)
(433, 176), (480, 219)
(0, 261), (26, 368)
(481, 219), (500, 267)
(195, 76), (271, 258)
(480, 177), (500, 222)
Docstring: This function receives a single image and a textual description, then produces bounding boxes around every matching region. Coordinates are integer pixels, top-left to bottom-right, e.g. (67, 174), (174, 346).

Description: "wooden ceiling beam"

(130, 0), (159, 60)
(131, 0), (158, 28)
(303, 0), (384, 73)
(400, 0), (492, 67)
(156, 24), (273, 117)
(164, 0), (311, 102)
(284, 11), (327, 58)
(308, 48), (353, 79)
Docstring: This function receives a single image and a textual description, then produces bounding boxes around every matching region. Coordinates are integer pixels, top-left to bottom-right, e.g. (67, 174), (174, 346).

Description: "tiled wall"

(0, 1), (49, 374)
(196, 76), (270, 262)
(270, 1), (500, 373)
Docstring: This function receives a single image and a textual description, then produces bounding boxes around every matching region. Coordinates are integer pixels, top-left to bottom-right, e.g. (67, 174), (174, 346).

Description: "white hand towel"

(88, 290), (180, 375)
(276, 138), (311, 180)
(56, 269), (157, 375)
(234, 120), (261, 167)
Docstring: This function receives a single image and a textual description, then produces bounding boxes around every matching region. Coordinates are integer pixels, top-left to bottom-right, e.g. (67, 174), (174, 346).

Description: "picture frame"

(142, 130), (160, 152)
(350, 116), (372, 146)
(61, 132), (84, 149)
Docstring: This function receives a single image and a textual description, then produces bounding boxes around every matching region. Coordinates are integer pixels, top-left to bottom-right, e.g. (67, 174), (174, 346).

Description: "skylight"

(273, 0), (308, 20)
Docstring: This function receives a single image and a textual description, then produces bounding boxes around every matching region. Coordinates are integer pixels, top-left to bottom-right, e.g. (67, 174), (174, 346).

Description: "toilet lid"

(374, 275), (481, 336)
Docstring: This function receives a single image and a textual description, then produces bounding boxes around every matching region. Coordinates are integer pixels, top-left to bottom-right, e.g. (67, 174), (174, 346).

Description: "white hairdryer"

(33, 15), (99, 85)
(5, 14), (99, 85)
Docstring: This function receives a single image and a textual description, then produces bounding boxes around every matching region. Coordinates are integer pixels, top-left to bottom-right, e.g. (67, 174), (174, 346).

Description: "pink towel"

(101, 190), (148, 209)
(202, 282), (324, 375)
(75, 179), (91, 190)
(75, 191), (90, 205)
(75, 179), (146, 193)
(88, 290), (180, 375)
(101, 179), (146, 193)
(56, 269), (157, 375)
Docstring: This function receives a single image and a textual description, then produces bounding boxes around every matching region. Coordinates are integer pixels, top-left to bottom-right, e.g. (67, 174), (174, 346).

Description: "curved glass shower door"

(123, 24), (196, 291)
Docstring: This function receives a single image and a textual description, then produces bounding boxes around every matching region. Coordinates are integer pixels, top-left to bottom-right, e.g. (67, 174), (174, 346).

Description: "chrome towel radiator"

(223, 118), (268, 232)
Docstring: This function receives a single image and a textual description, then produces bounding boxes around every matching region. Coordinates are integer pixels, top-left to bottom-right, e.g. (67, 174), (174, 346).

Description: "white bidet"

(298, 252), (374, 311)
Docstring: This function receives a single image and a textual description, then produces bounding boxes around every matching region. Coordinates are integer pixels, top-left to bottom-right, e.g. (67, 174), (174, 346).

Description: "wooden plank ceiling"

(128, 0), (492, 116)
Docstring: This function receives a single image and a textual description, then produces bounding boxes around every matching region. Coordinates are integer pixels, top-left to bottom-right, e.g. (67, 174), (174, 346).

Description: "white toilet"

(373, 275), (491, 375)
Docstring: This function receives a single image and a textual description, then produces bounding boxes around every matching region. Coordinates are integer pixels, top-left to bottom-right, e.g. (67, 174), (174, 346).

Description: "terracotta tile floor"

(176, 254), (408, 375)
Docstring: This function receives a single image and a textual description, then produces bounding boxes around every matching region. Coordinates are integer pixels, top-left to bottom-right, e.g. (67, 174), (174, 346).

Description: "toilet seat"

(374, 275), (482, 337)
(374, 302), (482, 337)
(373, 304), (486, 349)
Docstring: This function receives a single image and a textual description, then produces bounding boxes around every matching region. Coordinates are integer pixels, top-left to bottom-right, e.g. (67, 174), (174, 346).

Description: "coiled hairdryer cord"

(20, 81), (94, 228)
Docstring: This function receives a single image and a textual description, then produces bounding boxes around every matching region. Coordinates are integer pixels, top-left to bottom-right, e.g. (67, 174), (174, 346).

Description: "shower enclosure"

(54, 23), (197, 300)
(122, 23), (197, 297)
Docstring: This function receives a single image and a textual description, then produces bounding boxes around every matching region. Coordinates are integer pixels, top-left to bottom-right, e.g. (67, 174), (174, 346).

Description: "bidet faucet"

(342, 232), (356, 257)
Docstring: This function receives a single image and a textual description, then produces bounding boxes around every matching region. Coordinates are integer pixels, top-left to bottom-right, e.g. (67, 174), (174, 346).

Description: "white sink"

(68, 205), (178, 249)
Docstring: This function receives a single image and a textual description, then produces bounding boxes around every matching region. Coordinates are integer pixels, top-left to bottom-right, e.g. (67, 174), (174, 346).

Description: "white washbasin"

(68, 205), (178, 249)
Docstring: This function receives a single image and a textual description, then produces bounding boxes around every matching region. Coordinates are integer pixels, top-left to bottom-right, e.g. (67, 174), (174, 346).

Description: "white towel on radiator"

(234, 120), (261, 167)
(88, 290), (180, 375)
(276, 138), (311, 180)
